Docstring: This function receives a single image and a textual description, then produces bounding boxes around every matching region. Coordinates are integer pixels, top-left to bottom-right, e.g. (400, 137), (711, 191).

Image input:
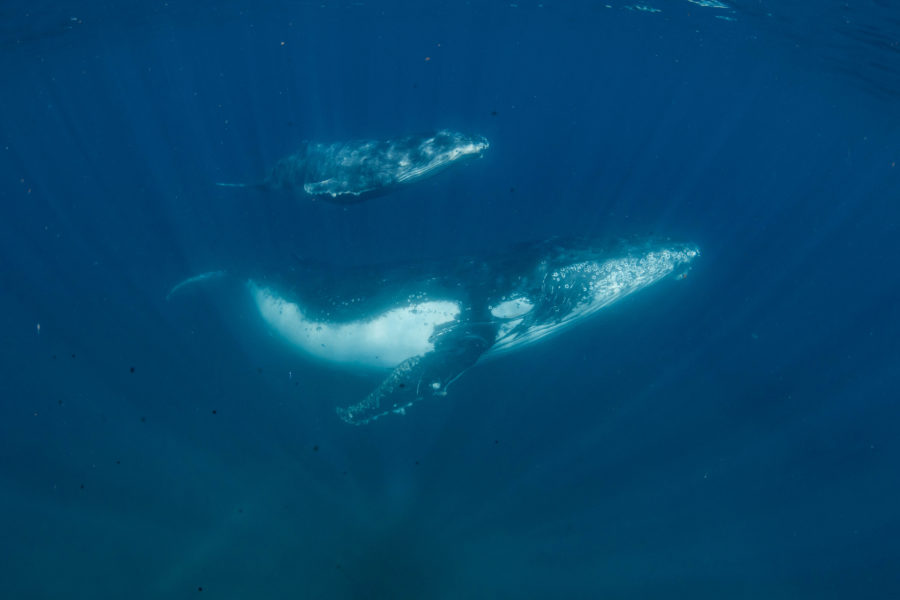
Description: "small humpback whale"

(216, 129), (489, 204)
(168, 238), (699, 425)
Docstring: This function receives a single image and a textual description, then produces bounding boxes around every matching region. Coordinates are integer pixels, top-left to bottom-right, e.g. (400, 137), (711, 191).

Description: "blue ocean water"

(1, 1), (898, 597)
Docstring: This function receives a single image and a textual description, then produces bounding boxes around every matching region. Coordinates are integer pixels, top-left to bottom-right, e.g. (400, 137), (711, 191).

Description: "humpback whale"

(170, 238), (699, 425)
(217, 129), (489, 204)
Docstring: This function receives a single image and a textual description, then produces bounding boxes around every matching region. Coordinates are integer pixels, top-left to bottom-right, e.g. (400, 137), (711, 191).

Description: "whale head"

(392, 130), (489, 184)
(485, 241), (700, 357)
(434, 130), (490, 160)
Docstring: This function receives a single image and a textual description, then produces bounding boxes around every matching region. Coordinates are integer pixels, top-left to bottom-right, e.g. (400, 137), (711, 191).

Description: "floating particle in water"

(687, 0), (729, 7)
(129, 366), (135, 373)
(313, 445), (319, 452)
(627, 4), (661, 13)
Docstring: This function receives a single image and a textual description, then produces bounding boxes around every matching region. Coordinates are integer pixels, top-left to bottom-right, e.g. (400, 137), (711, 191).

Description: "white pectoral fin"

(336, 355), (426, 425)
(336, 328), (493, 425)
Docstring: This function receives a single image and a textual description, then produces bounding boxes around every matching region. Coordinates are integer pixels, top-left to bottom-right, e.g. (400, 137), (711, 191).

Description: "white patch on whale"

(250, 282), (460, 370)
(489, 296), (534, 319)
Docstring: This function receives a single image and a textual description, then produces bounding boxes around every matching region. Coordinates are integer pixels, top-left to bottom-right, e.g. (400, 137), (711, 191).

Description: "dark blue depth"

(1, 1), (898, 598)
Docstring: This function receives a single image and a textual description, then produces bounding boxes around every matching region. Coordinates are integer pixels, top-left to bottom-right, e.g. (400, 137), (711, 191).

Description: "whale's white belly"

(250, 282), (460, 370)
(249, 246), (696, 370)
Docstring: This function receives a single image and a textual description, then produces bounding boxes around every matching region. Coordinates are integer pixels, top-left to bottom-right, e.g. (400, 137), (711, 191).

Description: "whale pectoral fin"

(337, 332), (492, 426)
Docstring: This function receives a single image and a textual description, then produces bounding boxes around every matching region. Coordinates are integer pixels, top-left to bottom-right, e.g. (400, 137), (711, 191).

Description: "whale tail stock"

(215, 181), (267, 190)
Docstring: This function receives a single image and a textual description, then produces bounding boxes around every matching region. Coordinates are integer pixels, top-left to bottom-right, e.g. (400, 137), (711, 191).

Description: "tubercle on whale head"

(664, 244), (700, 279)
(452, 135), (490, 161)
(668, 243), (700, 259)
(682, 244), (701, 260)
(653, 243), (701, 267)
(464, 135), (489, 158)
(432, 129), (489, 157)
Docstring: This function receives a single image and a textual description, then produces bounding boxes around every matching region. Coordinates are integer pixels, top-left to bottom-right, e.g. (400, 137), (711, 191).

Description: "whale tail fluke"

(166, 270), (228, 302)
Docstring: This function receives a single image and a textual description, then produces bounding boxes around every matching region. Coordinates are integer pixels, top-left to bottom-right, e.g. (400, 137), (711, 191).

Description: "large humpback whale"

(170, 238), (699, 425)
(217, 129), (489, 204)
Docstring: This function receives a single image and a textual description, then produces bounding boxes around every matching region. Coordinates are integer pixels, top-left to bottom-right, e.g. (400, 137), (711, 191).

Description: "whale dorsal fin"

(336, 326), (493, 425)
